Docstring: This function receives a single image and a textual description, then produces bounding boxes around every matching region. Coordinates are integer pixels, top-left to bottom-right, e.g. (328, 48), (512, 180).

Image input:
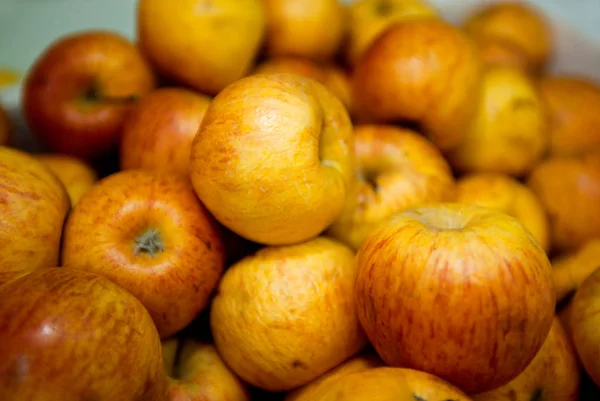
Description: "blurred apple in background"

(0, 146), (70, 287)
(120, 87), (212, 176)
(36, 154), (98, 206)
(0, 103), (12, 146)
(352, 19), (483, 152)
(327, 124), (455, 251)
(471, 34), (531, 71)
(553, 239), (600, 303)
(137, 0), (265, 96)
(22, 30), (155, 160)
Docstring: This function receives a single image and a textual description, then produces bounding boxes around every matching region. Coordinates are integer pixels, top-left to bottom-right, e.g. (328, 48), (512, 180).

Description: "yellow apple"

(36, 154), (98, 206)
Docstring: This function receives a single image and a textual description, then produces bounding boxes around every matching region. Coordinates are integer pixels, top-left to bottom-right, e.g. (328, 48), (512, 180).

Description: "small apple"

(210, 236), (366, 392)
(352, 19), (483, 151)
(0, 146), (71, 286)
(327, 124), (456, 251)
(0, 268), (166, 401)
(553, 238), (600, 303)
(137, 0), (265, 96)
(355, 203), (556, 393)
(189, 73), (355, 246)
(61, 169), (225, 339)
(120, 87), (212, 176)
(22, 30), (156, 160)
(0, 103), (12, 146)
(36, 153), (98, 206)
(471, 34), (530, 71)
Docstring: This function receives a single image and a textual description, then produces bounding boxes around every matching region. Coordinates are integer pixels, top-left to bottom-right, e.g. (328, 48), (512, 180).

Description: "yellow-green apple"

(539, 76), (600, 157)
(471, 34), (530, 71)
(137, 0), (265, 96)
(120, 87), (212, 176)
(345, 0), (439, 66)
(355, 203), (556, 393)
(22, 30), (156, 160)
(463, 1), (553, 73)
(456, 173), (550, 252)
(262, 0), (345, 61)
(210, 236), (366, 391)
(526, 150), (600, 252)
(352, 19), (483, 151)
(327, 124), (456, 250)
(0, 268), (166, 401)
(0, 146), (71, 286)
(472, 317), (580, 401)
(36, 153), (98, 206)
(447, 66), (548, 177)
(61, 169), (225, 338)
(189, 73), (355, 245)
(553, 238), (600, 302)
(0, 103), (11, 146)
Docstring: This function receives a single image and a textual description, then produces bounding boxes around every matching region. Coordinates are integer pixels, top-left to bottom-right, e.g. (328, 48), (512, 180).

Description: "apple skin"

(0, 146), (71, 287)
(36, 153), (98, 206)
(189, 73), (355, 246)
(61, 169), (225, 339)
(327, 124), (456, 251)
(210, 236), (367, 392)
(22, 30), (156, 160)
(471, 35), (530, 71)
(355, 203), (556, 394)
(0, 268), (167, 401)
(472, 317), (580, 401)
(553, 238), (600, 302)
(352, 19), (483, 152)
(120, 87), (212, 176)
(137, 0), (265, 96)
(0, 103), (12, 146)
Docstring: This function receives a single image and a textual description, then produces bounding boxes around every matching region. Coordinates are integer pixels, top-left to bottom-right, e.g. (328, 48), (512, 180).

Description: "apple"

(262, 0), (345, 61)
(120, 87), (212, 176)
(189, 73), (355, 246)
(463, 1), (553, 73)
(471, 34), (530, 71)
(0, 146), (71, 287)
(553, 238), (600, 303)
(0, 103), (12, 146)
(446, 65), (548, 177)
(355, 203), (556, 393)
(455, 172), (550, 252)
(472, 317), (580, 401)
(0, 68), (20, 88)
(210, 236), (366, 392)
(22, 30), (156, 160)
(36, 153), (98, 206)
(352, 18), (483, 152)
(61, 169), (225, 339)
(137, 0), (265, 96)
(345, 0), (439, 66)
(321, 65), (353, 115)
(327, 124), (456, 251)
(526, 150), (600, 252)
(539, 76), (600, 157)
(0, 268), (166, 401)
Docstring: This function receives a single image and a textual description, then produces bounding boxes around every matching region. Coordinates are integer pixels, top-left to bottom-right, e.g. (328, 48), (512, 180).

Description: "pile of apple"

(2, 0), (600, 400)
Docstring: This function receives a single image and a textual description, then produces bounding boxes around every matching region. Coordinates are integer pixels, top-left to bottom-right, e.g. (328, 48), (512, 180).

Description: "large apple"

(352, 19), (483, 151)
(137, 0), (265, 96)
(189, 73), (355, 245)
(327, 124), (456, 251)
(61, 169), (225, 338)
(210, 236), (366, 392)
(355, 203), (556, 393)
(120, 87), (212, 176)
(0, 268), (166, 401)
(0, 103), (11, 146)
(553, 239), (600, 302)
(0, 146), (71, 286)
(36, 153), (98, 206)
(22, 30), (156, 160)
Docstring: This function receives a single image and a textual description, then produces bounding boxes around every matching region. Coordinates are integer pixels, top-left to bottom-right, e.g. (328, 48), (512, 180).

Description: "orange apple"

(120, 87), (212, 175)
(526, 150), (600, 252)
(472, 317), (580, 401)
(539, 76), (600, 157)
(327, 124), (456, 250)
(189, 73), (355, 245)
(0, 103), (11, 146)
(455, 173), (550, 252)
(471, 34), (530, 71)
(447, 66), (548, 177)
(22, 30), (156, 160)
(262, 0), (345, 61)
(0, 268), (166, 401)
(352, 19), (483, 151)
(137, 0), (265, 96)
(463, 1), (553, 72)
(210, 237), (366, 391)
(553, 238), (600, 303)
(355, 203), (556, 393)
(0, 146), (71, 286)
(36, 154), (98, 206)
(61, 169), (225, 338)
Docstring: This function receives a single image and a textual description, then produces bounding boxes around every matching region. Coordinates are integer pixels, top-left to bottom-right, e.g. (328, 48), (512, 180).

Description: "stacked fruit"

(1, 0), (600, 400)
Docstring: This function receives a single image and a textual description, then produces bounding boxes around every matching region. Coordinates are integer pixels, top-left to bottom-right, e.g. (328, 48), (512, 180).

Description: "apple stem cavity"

(82, 86), (139, 105)
(134, 228), (164, 257)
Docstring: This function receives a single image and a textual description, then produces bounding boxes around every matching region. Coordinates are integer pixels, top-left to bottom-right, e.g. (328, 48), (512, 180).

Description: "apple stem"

(83, 86), (139, 104)
(134, 228), (164, 257)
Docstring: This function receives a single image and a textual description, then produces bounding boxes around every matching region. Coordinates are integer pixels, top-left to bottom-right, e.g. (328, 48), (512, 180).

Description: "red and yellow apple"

(553, 238), (600, 302)
(471, 34), (531, 71)
(36, 153), (98, 206)
(0, 103), (12, 146)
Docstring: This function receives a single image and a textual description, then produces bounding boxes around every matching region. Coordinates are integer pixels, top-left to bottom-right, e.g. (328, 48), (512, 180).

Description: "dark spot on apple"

(204, 239), (212, 250)
(531, 388), (543, 401)
(506, 388), (517, 401)
(413, 395), (426, 401)
(376, 0), (394, 15)
(512, 97), (536, 110)
(292, 360), (306, 369)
